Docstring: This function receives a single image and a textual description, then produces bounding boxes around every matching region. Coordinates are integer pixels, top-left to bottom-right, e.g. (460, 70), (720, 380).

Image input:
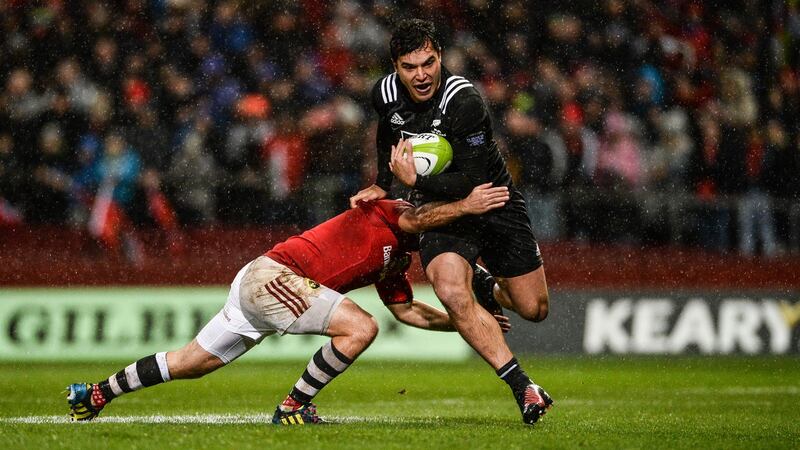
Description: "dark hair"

(389, 18), (441, 61)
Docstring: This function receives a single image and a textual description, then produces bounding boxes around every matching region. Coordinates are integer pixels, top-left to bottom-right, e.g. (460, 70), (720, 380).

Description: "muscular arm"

(387, 300), (511, 333)
(386, 301), (455, 331)
(396, 182), (509, 233)
(413, 153), (487, 198)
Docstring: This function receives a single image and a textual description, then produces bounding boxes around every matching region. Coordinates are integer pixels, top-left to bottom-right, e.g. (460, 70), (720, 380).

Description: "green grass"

(1, 357), (799, 449)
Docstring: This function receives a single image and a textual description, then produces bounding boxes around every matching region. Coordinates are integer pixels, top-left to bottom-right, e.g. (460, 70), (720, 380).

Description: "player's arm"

(386, 300), (455, 331)
(396, 182), (509, 234)
(391, 94), (491, 198)
(387, 301), (511, 333)
(376, 269), (455, 331)
(377, 260), (511, 332)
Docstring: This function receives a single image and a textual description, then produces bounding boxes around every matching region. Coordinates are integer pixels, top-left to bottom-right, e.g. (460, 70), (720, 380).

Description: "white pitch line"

(0, 414), (393, 425)
(677, 386), (800, 396)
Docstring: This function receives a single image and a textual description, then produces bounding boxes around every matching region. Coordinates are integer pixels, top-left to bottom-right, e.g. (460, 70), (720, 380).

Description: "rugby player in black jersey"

(350, 18), (553, 425)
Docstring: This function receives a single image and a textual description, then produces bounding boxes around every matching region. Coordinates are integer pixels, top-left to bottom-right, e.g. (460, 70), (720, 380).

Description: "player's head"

(390, 18), (442, 103)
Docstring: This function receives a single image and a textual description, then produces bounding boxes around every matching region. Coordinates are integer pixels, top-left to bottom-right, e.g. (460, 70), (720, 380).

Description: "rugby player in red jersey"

(65, 183), (510, 424)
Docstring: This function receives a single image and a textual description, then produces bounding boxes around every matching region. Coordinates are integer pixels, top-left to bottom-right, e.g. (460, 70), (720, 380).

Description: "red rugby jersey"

(266, 200), (415, 305)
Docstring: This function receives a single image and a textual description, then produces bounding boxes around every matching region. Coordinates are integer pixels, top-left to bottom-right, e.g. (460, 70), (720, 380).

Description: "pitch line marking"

(0, 414), (393, 425)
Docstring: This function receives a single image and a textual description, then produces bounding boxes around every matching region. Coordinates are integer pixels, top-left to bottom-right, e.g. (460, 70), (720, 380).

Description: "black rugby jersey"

(371, 66), (513, 204)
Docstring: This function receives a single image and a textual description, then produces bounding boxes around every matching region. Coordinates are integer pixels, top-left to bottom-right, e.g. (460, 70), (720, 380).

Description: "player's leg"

(426, 252), (513, 368)
(480, 192), (550, 322)
(66, 261), (262, 421)
(471, 263), (506, 315)
(273, 298), (378, 425)
(65, 309), (259, 421)
(426, 252), (550, 424)
(494, 266), (549, 322)
(476, 193), (554, 424)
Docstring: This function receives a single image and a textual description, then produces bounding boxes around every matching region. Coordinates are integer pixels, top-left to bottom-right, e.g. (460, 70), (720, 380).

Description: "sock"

(98, 352), (172, 403)
(496, 357), (532, 403)
(283, 341), (353, 409)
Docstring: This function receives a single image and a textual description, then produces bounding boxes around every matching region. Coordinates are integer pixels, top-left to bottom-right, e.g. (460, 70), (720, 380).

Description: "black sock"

(496, 357), (531, 402)
(97, 352), (172, 402)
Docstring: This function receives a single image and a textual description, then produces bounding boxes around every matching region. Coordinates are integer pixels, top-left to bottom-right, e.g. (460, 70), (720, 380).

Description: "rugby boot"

(272, 396), (323, 425)
(518, 383), (553, 425)
(66, 383), (107, 421)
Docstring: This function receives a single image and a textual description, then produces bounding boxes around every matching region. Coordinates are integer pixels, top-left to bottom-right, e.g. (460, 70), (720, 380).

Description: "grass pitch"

(1, 357), (799, 449)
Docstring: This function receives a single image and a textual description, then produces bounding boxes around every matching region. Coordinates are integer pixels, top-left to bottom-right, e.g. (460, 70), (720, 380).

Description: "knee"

(432, 281), (472, 317)
(352, 314), (379, 346)
(517, 292), (549, 322)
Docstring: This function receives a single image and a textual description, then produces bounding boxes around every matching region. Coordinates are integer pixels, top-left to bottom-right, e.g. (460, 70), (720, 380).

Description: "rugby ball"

(407, 133), (453, 176)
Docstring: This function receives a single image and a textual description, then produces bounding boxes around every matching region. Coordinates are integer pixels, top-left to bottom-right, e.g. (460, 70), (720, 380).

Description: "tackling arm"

(396, 182), (509, 234)
(386, 301), (511, 332)
(386, 301), (455, 331)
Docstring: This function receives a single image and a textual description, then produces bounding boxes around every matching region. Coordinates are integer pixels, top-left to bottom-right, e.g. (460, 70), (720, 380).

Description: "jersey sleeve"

(372, 79), (395, 192)
(375, 269), (414, 305)
(414, 92), (490, 199)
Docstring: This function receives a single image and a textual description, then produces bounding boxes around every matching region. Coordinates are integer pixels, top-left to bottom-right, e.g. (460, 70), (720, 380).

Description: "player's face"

(394, 41), (442, 103)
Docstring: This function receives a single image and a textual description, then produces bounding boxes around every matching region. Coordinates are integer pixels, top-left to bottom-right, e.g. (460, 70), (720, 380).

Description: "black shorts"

(418, 189), (543, 278)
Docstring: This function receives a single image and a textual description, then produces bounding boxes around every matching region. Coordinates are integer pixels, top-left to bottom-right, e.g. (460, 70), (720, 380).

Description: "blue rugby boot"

(66, 383), (107, 421)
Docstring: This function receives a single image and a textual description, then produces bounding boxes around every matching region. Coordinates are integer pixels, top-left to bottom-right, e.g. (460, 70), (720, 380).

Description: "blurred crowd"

(1, 0), (799, 259)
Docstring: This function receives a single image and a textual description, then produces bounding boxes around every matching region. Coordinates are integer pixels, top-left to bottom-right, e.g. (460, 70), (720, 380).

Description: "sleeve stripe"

(381, 76), (389, 104)
(438, 75), (466, 107)
(381, 73), (398, 104)
(441, 81), (473, 114)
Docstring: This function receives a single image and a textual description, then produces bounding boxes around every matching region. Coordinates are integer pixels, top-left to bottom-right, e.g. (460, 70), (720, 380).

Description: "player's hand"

(349, 184), (387, 208)
(494, 314), (512, 333)
(389, 137), (417, 187)
(458, 183), (509, 215)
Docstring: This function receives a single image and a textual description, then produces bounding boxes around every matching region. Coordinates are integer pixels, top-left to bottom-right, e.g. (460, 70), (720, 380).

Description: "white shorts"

(196, 256), (345, 363)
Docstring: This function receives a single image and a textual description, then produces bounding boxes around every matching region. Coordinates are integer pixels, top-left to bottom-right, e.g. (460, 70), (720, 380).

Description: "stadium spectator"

(0, 131), (24, 225)
(736, 126), (781, 257)
(166, 128), (219, 225)
(687, 113), (735, 252)
(641, 108), (694, 243)
(29, 123), (76, 223)
(88, 129), (142, 261)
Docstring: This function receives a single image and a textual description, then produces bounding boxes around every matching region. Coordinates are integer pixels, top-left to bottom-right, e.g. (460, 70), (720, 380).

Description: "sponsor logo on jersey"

(390, 113), (405, 125)
(466, 132), (485, 147)
(383, 245), (392, 268)
(400, 129), (446, 139)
